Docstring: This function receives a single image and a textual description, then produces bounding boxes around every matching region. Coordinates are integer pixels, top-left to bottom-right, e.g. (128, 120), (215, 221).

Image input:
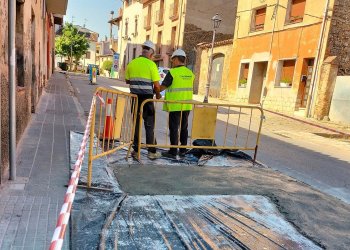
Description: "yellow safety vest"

(125, 57), (160, 95)
(163, 66), (194, 112)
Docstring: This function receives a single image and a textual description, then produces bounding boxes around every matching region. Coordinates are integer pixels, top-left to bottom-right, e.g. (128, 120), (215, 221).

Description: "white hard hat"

(142, 40), (156, 52)
(171, 49), (186, 58)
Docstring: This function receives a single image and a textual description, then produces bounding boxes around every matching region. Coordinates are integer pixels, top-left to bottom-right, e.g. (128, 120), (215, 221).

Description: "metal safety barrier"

(87, 87), (138, 187)
(137, 99), (264, 161)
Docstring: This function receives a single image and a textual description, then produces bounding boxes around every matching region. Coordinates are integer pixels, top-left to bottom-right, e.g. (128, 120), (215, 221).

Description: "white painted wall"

(329, 76), (350, 123)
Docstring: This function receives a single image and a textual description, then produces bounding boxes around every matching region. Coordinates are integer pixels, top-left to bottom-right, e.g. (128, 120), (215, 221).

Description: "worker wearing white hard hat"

(125, 40), (161, 160)
(142, 40), (156, 53)
(160, 48), (194, 159)
(171, 49), (187, 58)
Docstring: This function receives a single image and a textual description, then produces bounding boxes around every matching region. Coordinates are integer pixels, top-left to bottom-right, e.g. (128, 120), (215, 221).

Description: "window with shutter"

(288, 0), (306, 24)
(254, 7), (266, 31)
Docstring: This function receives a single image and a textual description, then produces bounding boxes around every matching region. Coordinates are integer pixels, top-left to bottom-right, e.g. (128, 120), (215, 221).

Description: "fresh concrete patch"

(104, 195), (320, 249)
(112, 164), (350, 249)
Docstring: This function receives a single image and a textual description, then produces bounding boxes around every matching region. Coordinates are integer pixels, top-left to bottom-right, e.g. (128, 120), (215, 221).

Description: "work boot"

(148, 151), (161, 160)
(161, 151), (177, 159)
(131, 151), (138, 159)
(179, 149), (187, 157)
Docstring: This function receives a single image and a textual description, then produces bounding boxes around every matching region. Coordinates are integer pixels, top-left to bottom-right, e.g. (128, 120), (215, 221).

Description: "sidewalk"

(0, 72), (84, 249)
(193, 94), (350, 136)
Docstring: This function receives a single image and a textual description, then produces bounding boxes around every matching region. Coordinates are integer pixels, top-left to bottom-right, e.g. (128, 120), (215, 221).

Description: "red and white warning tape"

(49, 96), (97, 250)
(95, 92), (105, 105)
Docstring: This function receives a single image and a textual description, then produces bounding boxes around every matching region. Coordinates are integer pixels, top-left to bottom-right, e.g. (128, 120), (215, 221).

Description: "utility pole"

(8, 0), (16, 180)
(110, 11), (114, 51)
(203, 14), (222, 103)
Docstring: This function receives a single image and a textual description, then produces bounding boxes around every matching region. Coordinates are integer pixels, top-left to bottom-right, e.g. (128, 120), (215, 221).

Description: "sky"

(65, 0), (122, 41)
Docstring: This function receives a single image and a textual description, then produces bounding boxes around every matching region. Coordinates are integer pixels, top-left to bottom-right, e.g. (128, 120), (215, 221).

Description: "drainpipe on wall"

(176, 0), (185, 49)
(8, 0), (16, 180)
(268, 0), (279, 54)
(261, 0), (280, 108)
(306, 0), (331, 118)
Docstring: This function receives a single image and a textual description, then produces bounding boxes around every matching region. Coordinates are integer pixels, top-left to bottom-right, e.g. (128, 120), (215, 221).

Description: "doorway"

(249, 61), (268, 104)
(209, 53), (225, 98)
(298, 58), (314, 108)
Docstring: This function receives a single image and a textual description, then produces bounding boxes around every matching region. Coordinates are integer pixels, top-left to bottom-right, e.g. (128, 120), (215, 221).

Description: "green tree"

(102, 60), (113, 73)
(55, 23), (89, 70)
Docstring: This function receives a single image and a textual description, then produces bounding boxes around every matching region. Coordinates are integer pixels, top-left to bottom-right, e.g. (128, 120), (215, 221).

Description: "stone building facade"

(326, 0), (350, 76)
(205, 0), (350, 120)
(195, 40), (233, 97)
(112, 0), (237, 78)
(313, 0), (350, 120)
(0, 0), (67, 183)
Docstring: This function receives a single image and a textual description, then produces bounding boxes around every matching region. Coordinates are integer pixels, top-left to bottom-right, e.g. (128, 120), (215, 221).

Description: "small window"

(157, 31), (162, 54)
(275, 59), (296, 87)
(287, 0), (306, 24)
(86, 51), (91, 59)
(252, 7), (266, 32)
(170, 26), (176, 49)
(133, 48), (136, 59)
(125, 19), (128, 37)
(238, 63), (250, 88)
(134, 17), (138, 36)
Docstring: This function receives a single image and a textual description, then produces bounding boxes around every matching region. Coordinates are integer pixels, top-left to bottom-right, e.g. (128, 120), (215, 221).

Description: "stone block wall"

(183, 23), (232, 70)
(195, 41), (233, 98)
(327, 0), (350, 75)
(314, 56), (339, 119)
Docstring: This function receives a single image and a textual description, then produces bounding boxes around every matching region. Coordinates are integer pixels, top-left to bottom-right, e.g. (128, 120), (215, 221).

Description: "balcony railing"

(155, 9), (164, 26)
(144, 15), (151, 30)
(288, 15), (304, 24)
(251, 23), (264, 32)
(169, 3), (179, 20)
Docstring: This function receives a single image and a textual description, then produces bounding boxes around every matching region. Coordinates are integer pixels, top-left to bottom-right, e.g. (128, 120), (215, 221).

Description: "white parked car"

(158, 67), (170, 96)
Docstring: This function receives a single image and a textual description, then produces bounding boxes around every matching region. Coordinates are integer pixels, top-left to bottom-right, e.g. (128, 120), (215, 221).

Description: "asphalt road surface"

(68, 73), (350, 204)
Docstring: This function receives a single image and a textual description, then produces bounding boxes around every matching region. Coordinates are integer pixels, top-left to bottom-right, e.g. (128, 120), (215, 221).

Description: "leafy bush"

(102, 60), (113, 72)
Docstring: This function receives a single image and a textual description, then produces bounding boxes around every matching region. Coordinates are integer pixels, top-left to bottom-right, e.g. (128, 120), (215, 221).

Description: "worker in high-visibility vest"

(126, 40), (162, 160)
(160, 49), (194, 159)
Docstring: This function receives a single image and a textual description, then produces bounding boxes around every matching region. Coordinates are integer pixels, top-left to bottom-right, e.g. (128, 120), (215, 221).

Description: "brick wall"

(327, 0), (350, 75)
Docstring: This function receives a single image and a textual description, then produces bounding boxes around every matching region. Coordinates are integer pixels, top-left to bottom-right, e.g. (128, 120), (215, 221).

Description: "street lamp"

(203, 13), (222, 103)
(110, 10), (114, 50)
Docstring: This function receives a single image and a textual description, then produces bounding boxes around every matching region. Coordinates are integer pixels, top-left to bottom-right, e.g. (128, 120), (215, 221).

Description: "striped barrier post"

(49, 96), (96, 250)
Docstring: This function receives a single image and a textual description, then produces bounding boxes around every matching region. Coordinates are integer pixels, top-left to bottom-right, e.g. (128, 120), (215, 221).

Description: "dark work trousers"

(168, 111), (190, 155)
(133, 94), (157, 153)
